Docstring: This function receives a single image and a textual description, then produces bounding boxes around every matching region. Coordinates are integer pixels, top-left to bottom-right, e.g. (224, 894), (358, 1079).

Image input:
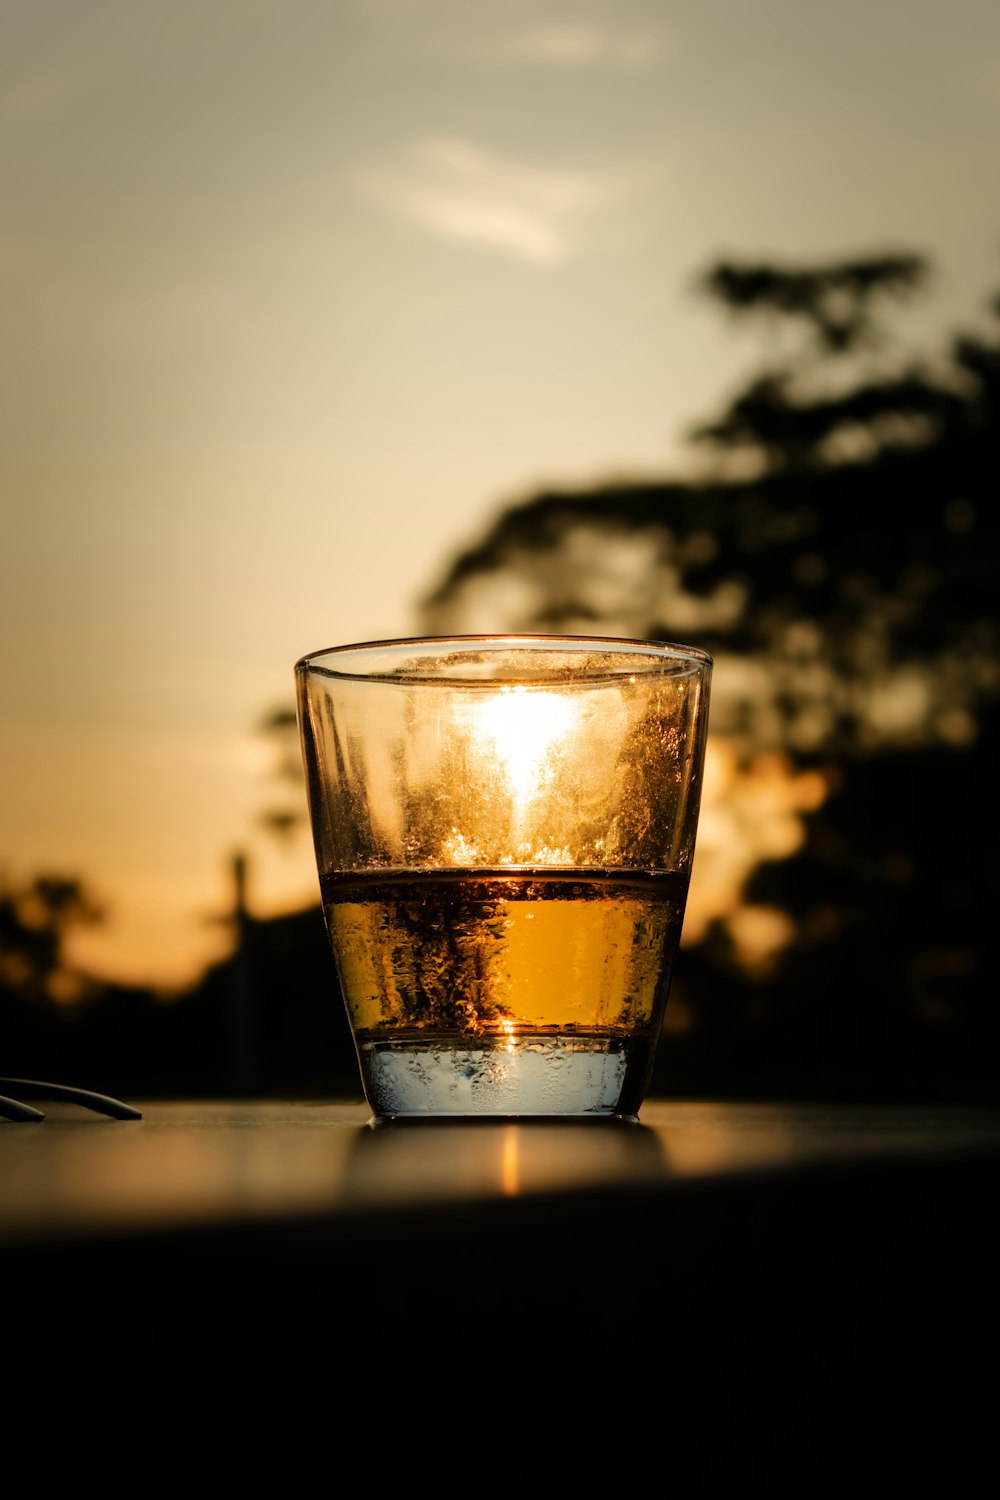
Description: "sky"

(2, 0), (999, 988)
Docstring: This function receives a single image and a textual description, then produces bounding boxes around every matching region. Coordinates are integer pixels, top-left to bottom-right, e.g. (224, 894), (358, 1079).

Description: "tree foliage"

(0, 873), (104, 1003)
(418, 248), (1000, 1097)
(700, 253), (928, 353)
(422, 250), (999, 763)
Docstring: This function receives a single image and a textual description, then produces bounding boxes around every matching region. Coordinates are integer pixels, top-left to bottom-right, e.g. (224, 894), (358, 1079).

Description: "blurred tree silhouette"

(0, 873), (104, 1004)
(256, 705), (307, 841)
(700, 254), (928, 354)
(423, 250), (997, 758)
(420, 248), (1000, 1100)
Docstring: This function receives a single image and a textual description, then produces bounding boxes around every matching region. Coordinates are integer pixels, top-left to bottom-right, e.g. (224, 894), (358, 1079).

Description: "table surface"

(6, 1095), (998, 1482)
(3, 1096), (999, 1250)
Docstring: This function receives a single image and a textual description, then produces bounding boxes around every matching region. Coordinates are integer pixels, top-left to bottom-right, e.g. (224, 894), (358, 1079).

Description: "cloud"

(349, 4), (664, 69)
(491, 24), (663, 70)
(363, 137), (620, 263)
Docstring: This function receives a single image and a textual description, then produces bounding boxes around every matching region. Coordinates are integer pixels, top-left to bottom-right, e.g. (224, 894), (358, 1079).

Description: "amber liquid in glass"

(322, 868), (688, 1118)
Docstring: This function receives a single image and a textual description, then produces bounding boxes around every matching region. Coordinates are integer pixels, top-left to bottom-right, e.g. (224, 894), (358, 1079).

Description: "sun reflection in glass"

(467, 686), (578, 812)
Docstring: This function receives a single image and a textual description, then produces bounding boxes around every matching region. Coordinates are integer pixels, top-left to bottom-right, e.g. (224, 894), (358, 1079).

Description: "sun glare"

(467, 687), (578, 811)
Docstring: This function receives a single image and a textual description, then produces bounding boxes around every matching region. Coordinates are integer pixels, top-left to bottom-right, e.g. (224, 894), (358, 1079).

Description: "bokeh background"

(3, 0), (998, 1102)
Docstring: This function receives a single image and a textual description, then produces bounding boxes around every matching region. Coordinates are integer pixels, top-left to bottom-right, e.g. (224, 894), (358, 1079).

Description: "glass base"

(356, 1034), (652, 1120)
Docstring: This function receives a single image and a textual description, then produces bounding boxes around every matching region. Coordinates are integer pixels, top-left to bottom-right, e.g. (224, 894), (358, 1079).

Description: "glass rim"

(295, 632), (713, 685)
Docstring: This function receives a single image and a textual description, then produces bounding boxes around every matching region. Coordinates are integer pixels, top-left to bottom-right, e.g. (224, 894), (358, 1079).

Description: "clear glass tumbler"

(295, 634), (712, 1121)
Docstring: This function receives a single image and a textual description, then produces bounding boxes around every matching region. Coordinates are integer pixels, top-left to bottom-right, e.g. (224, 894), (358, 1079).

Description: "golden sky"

(2, 0), (999, 987)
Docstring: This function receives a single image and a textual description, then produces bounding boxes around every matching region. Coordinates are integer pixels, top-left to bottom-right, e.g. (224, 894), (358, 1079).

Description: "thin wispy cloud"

(488, 24), (663, 70)
(351, 3), (664, 71)
(363, 137), (623, 263)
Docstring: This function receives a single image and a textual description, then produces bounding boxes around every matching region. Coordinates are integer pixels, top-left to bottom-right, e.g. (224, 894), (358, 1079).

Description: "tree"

(418, 249), (1000, 1098)
(256, 706), (308, 840)
(0, 873), (104, 1004)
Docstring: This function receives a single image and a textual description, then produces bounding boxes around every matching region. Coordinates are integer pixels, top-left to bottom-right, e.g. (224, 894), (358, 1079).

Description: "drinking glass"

(295, 634), (712, 1121)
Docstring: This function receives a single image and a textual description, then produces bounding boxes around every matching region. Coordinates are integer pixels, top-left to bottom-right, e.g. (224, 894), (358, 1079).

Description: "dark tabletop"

(5, 1098), (997, 1484)
(3, 1096), (1000, 1250)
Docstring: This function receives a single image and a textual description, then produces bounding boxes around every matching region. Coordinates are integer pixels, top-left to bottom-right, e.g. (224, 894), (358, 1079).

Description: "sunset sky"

(3, 0), (999, 988)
